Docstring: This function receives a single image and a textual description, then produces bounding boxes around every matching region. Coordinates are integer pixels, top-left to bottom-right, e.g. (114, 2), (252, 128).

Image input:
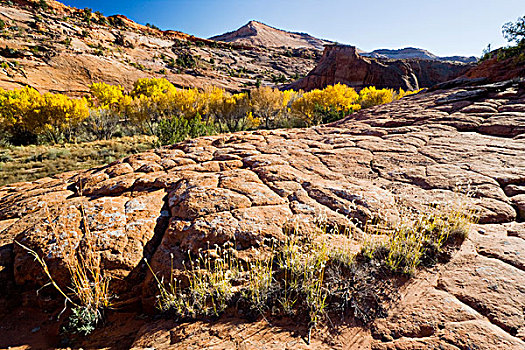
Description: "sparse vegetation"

(0, 136), (155, 185)
(481, 15), (525, 62)
(61, 37), (72, 47)
(38, 0), (48, 11)
(176, 52), (198, 69)
(17, 202), (112, 336)
(145, 23), (160, 30)
(146, 195), (476, 342)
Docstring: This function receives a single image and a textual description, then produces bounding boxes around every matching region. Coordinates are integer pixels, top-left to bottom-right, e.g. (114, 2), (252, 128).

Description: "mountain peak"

(210, 21), (332, 50)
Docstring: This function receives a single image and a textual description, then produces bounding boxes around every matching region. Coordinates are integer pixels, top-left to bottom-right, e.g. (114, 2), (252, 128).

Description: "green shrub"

(176, 53), (198, 69)
(64, 306), (100, 336)
(156, 114), (215, 145)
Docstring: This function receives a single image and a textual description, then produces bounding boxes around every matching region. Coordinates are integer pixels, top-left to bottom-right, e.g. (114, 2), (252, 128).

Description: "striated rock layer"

(1, 79), (525, 349)
(288, 45), (474, 91)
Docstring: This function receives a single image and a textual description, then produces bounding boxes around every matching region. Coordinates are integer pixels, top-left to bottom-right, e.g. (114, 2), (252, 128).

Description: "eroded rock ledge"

(0, 79), (524, 349)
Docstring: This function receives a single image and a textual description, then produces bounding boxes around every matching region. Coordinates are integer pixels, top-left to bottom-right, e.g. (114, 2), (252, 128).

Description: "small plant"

(242, 253), (275, 313)
(364, 191), (478, 275)
(16, 203), (111, 335)
(62, 37), (72, 48)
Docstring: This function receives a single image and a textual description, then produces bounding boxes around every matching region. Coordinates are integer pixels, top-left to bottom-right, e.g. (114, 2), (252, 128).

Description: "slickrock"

(1, 79), (525, 349)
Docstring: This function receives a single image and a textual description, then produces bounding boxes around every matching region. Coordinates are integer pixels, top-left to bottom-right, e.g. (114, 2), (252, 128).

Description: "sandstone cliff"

(288, 45), (474, 91)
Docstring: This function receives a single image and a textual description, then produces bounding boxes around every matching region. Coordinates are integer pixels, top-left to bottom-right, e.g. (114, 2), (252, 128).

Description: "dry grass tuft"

(16, 203), (111, 335)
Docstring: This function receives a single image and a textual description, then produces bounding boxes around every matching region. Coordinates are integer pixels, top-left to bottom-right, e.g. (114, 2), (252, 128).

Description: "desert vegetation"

(482, 15), (525, 62)
(143, 196), (477, 343)
(17, 202), (112, 336)
(0, 135), (155, 186)
(0, 80), (419, 184)
(0, 79), (420, 147)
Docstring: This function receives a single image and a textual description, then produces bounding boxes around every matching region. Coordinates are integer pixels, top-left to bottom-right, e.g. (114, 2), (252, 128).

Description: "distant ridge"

(210, 20), (332, 50)
(361, 47), (477, 63)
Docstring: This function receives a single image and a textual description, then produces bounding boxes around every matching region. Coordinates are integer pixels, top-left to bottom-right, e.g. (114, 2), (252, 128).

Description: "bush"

(156, 114), (215, 145)
(176, 53), (198, 69)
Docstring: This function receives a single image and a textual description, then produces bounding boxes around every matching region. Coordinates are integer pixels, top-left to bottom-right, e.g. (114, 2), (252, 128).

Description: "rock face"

(1, 79), (525, 348)
(0, 2), (320, 95)
(210, 20), (332, 49)
(361, 47), (477, 63)
(288, 45), (474, 91)
(463, 54), (525, 83)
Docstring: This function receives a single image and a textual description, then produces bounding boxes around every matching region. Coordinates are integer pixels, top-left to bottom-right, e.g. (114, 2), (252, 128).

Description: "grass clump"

(148, 243), (242, 319)
(16, 204), (111, 336)
(364, 195), (478, 275)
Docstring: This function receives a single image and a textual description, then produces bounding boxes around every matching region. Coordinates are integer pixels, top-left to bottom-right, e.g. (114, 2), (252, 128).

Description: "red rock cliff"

(288, 45), (474, 91)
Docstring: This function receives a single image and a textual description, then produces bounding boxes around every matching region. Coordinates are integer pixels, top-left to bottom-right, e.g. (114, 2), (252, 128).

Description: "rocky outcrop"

(288, 45), (474, 91)
(0, 2), (319, 95)
(463, 54), (525, 83)
(210, 20), (332, 50)
(0, 79), (524, 348)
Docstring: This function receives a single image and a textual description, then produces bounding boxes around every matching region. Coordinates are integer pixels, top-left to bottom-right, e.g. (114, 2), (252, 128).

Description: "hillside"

(210, 20), (333, 49)
(362, 47), (477, 63)
(0, 78), (524, 349)
(0, 1), (320, 95)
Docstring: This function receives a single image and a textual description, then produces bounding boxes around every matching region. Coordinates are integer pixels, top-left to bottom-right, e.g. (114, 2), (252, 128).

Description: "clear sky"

(60, 0), (524, 57)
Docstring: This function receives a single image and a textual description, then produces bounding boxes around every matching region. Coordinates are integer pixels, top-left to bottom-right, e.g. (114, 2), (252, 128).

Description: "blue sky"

(61, 0), (524, 57)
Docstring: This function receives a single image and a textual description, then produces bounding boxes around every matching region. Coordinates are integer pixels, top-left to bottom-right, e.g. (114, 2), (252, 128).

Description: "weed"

(365, 191), (478, 275)
(16, 203), (111, 335)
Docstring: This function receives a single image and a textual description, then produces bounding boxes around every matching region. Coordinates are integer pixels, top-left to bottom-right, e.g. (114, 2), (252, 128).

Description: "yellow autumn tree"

(250, 86), (286, 129)
(358, 86), (394, 108)
(40, 92), (89, 142)
(212, 92), (250, 132)
(130, 78), (176, 98)
(0, 87), (88, 143)
(291, 83), (361, 125)
(86, 83), (126, 140)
